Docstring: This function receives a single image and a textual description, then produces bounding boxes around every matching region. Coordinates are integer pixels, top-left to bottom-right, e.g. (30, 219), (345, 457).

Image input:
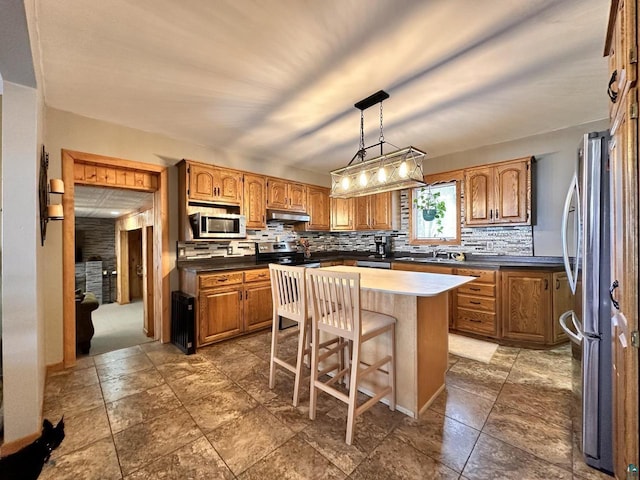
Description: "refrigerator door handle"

(561, 174), (580, 294)
(559, 310), (583, 345)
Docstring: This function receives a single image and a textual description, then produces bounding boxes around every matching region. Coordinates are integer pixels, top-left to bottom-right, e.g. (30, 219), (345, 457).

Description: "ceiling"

(31, 0), (610, 176)
(74, 185), (154, 218)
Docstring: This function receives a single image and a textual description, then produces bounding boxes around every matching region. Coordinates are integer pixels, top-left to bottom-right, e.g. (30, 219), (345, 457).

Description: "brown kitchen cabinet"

(185, 161), (243, 205)
(454, 267), (499, 338)
(354, 192), (395, 230)
(464, 157), (532, 226)
(266, 178), (307, 212)
(300, 185), (331, 231)
(181, 268), (273, 347)
(243, 269), (273, 332)
(197, 272), (245, 345)
(331, 197), (354, 231)
(501, 270), (551, 343)
(551, 271), (572, 343)
(243, 173), (266, 229)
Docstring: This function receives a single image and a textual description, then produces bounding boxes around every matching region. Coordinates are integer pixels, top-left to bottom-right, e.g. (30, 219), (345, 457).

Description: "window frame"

(409, 170), (462, 245)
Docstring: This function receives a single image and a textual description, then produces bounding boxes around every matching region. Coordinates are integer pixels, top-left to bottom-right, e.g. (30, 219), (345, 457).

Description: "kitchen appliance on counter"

(256, 241), (320, 330)
(374, 235), (391, 258)
(255, 241), (320, 268)
(559, 131), (613, 474)
(189, 212), (246, 239)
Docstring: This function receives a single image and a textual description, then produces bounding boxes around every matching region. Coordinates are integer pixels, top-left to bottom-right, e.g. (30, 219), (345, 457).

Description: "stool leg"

(345, 336), (361, 445)
(389, 325), (396, 411)
(309, 321), (319, 420)
(292, 317), (307, 407)
(269, 314), (279, 389)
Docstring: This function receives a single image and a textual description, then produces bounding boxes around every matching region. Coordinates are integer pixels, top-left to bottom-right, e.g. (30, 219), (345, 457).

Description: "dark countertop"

(178, 252), (566, 273)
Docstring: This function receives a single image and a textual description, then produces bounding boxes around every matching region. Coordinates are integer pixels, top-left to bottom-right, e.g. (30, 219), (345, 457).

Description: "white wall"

(44, 107), (329, 365)
(426, 120), (609, 256)
(1, 80), (44, 442)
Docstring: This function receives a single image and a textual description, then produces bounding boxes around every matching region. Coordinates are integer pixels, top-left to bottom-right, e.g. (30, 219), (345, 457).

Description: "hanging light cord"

(358, 110), (366, 161)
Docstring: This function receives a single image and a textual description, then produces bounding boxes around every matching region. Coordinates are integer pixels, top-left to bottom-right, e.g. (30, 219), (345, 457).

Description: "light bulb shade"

(47, 203), (64, 220)
(49, 178), (65, 194)
(331, 146), (426, 198)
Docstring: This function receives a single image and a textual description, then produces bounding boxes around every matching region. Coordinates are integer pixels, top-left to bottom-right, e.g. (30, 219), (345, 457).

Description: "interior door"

(127, 228), (143, 300)
(143, 225), (154, 337)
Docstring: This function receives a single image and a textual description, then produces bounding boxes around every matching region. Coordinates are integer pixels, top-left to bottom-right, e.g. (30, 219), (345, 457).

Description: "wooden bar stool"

(268, 264), (310, 406)
(306, 269), (396, 445)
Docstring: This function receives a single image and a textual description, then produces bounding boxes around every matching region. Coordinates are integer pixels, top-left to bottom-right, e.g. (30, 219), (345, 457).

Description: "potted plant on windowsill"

(413, 188), (447, 235)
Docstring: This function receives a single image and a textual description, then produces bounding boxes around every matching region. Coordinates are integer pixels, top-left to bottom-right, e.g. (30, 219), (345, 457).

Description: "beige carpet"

(449, 333), (498, 363)
(85, 299), (154, 357)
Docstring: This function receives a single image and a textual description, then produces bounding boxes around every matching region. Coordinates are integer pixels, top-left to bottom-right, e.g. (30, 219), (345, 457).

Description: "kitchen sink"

(395, 256), (457, 264)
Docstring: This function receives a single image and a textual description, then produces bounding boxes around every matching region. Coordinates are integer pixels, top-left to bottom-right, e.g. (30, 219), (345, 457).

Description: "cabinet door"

(288, 182), (307, 212)
(198, 286), (243, 346)
(494, 160), (529, 224)
(243, 174), (266, 229)
(244, 282), (273, 332)
(551, 271), (572, 343)
(266, 178), (288, 210)
(370, 192), (392, 230)
(464, 166), (494, 225)
(306, 186), (330, 231)
(331, 197), (354, 230)
(216, 169), (243, 204)
(189, 163), (218, 201)
(354, 196), (371, 230)
(501, 271), (551, 343)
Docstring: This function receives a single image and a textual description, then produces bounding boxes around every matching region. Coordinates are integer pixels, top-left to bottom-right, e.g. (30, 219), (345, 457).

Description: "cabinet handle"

(610, 280), (620, 311)
(544, 279), (549, 290)
(238, 291), (242, 301)
(469, 300), (481, 305)
(469, 319), (482, 323)
(489, 209), (493, 220)
(218, 277), (228, 282)
(469, 287), (481, 291)
(607, 70), (618, 104)
(496, 209), (499, 218)
(556, 278), (560, 290)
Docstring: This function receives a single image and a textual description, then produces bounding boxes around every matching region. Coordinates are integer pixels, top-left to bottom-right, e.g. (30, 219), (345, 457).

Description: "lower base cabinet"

(182, 268), (273, 347)
(501, 270), (550, 343)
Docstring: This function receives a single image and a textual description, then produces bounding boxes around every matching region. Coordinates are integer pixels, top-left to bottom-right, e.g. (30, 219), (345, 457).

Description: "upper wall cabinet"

(266, 178), (307, 212)
(330, 197), (354, 231)
(185, 160), (243, 205)
(243, 173), (266, 230)
(464, 156), (533, 226)
(298, 185), (330, 231)
(354, 192), (397, 230)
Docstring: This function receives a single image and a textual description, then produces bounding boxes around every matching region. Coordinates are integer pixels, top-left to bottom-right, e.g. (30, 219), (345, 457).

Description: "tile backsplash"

(178, 190), (533, 260)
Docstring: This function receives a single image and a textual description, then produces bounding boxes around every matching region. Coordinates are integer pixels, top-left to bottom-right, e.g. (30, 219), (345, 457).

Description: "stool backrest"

(306, 269), (360, 341)
(269, 264), (307, 323)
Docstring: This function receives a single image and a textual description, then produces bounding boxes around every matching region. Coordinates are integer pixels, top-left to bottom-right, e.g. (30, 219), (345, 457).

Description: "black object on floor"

(171, 291), (195, 355)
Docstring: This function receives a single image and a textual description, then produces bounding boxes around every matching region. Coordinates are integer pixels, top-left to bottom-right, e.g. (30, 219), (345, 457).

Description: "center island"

(320, 265), (476, 417)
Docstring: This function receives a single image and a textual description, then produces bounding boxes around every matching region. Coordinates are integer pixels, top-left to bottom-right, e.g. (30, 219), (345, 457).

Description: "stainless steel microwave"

(189, 213), (246, 239)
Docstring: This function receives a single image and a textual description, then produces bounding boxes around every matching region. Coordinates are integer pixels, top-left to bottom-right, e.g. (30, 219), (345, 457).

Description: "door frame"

(61, 149), (169, 367)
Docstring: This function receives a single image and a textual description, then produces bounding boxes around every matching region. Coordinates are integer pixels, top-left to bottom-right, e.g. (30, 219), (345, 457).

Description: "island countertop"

(322, 265), (476, 297)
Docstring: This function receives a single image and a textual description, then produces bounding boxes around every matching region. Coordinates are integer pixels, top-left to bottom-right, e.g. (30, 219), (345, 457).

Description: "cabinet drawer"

(456, 268), (496, 284)
(457, 282), (495, 297)
(457, 293), (495, 312)
(244, 269), (270, 283)
(199, 272), (243, 289)
(455, 308), (497, 335)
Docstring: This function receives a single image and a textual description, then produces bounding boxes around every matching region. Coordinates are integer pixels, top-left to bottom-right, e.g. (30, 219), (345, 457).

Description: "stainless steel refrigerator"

(559, 130), (613, 474)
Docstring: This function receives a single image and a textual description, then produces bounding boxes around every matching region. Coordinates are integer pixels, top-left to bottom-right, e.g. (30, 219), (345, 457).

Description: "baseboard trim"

(46, 361), (65, 374)
(0, 430), (40, 456)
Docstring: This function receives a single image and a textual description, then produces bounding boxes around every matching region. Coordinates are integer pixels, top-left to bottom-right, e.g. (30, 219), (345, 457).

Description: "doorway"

(62, 150), (169, 367)
(74, 185), (156, 357)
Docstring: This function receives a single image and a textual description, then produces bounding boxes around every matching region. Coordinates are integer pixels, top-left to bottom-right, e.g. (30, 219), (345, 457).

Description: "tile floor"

(39, 331), (614, 479)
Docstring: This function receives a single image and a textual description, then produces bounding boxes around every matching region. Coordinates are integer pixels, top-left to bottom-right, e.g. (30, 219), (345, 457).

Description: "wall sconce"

(39, 145), (65, 246)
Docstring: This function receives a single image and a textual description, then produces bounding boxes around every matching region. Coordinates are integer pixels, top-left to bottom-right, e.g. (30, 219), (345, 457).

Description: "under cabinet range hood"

(266, 209), (310, 223)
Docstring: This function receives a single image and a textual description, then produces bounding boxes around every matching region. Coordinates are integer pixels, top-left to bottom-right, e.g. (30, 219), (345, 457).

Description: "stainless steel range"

(255, 241), (320, 268)
(255, 241), (320, 330)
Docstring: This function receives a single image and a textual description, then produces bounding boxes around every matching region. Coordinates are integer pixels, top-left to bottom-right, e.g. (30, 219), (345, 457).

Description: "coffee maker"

(374, 235), (391, 258)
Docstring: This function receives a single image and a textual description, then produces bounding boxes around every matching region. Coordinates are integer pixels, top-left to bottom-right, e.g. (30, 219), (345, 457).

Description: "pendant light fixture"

(330, 90), (426, 198)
